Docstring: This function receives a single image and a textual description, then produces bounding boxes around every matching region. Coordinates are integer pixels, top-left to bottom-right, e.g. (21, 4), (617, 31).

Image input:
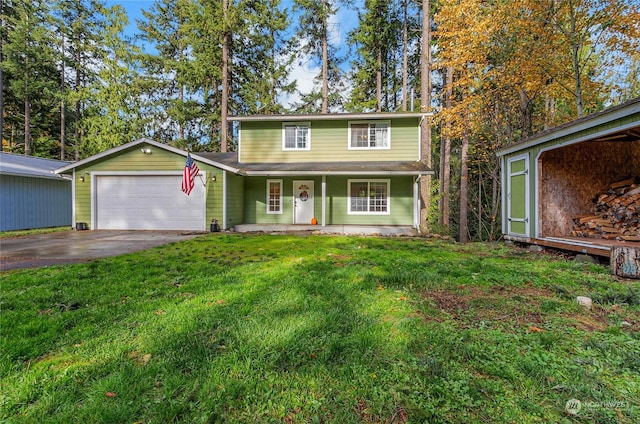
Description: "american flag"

(181, 153), (199, 196)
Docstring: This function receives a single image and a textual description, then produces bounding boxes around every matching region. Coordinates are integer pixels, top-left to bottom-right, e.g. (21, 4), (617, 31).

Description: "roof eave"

(229, 112), (434, 122)
(54, 138), (241, 175)
(243, 170), (434, 176)
(496, 99), (640, 157)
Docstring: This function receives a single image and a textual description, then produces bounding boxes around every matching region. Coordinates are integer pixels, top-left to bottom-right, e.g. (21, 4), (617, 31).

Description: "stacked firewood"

(572, 177), (640, 242)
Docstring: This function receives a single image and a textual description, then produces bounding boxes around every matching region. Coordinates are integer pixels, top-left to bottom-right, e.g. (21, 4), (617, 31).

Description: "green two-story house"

(56, 113), (433, 233)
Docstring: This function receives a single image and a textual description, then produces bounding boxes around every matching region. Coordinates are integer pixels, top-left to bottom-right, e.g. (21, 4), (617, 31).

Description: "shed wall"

(0, 175), (71, 231)
(539, 140), (639, 237)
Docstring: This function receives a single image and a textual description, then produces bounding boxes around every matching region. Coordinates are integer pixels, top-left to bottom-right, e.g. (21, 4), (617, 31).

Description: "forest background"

(1, 0), (639, 241)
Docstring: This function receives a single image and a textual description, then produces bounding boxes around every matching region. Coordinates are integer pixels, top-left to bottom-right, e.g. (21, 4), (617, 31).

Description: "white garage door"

(95, 174), (206, 230)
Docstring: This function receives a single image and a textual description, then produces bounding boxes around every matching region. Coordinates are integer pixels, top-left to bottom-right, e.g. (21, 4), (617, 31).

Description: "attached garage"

(497, 98), (640, 277)
(94, 174), (206, 230)
(55, 138), (239, 231)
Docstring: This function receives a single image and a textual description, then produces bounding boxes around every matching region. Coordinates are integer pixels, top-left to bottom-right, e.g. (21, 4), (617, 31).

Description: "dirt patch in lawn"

(419, 285), (637, 332)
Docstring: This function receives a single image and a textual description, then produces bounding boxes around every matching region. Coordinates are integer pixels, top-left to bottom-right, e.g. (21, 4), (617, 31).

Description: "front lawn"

(1, 235), (639, 423)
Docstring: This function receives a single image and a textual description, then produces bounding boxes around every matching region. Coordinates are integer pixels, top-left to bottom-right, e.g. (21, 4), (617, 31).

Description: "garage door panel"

(96, 175), (205, 230)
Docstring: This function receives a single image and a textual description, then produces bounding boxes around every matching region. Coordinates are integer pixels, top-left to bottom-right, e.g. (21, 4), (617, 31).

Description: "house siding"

(73, 143), (223, 229)
(0, 175), (72, 231)
(225, 172), (245, 229)
(242, 176), (414, 226)
(239, 118), (420, 163)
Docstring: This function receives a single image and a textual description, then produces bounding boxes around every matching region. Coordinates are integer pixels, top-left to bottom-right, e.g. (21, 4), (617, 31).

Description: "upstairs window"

(283, 122), (310, 150)
(349, 121), (390, 149)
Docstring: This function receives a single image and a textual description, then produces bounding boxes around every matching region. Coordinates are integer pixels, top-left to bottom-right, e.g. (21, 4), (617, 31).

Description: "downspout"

(222, 170), (227, 230)
(414, 174), (421, 232)
(71, 169), (77, 229)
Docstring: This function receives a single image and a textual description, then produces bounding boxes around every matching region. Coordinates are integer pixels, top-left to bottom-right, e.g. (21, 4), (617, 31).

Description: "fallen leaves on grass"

(105, 392), (117, 398)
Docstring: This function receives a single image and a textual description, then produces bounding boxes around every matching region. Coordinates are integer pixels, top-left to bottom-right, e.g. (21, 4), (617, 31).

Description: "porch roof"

(197, 152), (434, 176)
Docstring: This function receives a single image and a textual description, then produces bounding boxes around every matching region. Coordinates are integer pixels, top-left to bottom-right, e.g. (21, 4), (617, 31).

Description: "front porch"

(233, 224), (418, 236)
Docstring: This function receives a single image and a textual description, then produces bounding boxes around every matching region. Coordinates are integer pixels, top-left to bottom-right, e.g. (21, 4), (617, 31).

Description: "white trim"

(72, 170), (77, 229)
(348, 120), (391, 150)
(222, 170), (227, 230)
(500, 156), (506, 235)
(282, 122), (311, 151)
(506, 154), (529, 237)
(55, 137), (240, 174)
(496, 101), (640, 157)
(266, 179), (284, 214)
(237, 123), (243, 163)
(244, 169), (432, 176)
(413, 176), (420, 229)
(321, 175), (326, 227)
(347, 179), (391, 215)
(229, 112), (432, 122)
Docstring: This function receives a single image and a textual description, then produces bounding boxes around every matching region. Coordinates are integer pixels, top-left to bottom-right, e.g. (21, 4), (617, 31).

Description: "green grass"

(0, 226), (70, 239)
(1, 234), (639, 423)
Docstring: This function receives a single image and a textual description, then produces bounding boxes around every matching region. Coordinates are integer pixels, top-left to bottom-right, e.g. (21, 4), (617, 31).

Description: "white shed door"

(95, 175), (205, 230)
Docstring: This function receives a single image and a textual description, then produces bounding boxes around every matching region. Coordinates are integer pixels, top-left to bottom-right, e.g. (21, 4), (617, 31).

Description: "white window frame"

(266, 179), (283, 214)
(347, 179), (391, 215)
(282, 122), (311, 151)
(348, 120), (391, 150)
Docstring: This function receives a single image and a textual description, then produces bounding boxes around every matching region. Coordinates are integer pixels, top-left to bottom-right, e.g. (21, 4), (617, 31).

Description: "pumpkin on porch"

(311, 217), (318, 225)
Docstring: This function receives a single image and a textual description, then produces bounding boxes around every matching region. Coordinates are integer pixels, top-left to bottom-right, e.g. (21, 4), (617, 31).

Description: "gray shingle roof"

(0, 152), (71, 179)
(197, 152), (433, 176)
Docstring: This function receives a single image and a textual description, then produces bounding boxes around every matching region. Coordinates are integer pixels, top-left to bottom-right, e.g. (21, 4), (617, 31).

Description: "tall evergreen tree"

(54, 0), (112, 160)
(79, 4), (144, 156)
(233, 0), (295, 115)
(292, 0), (345, 113)
(137, 0), (199, 145)
(2, 0), (60, 157)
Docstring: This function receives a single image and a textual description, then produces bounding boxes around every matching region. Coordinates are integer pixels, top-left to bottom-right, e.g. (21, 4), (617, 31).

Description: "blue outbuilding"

(0, 152), (72, 231)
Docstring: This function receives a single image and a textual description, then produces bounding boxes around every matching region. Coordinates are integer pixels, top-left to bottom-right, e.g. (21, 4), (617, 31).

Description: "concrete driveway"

(0, 230), (206, 271)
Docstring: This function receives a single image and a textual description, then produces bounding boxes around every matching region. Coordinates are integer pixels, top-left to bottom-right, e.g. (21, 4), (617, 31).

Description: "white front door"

(293, 180), (314, 224)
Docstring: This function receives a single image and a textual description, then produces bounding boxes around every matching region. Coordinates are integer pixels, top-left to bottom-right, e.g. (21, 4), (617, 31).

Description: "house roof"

(54, 138), (241, 174)
(197, 152), (434, 176)
(0, 152), (71, 180)
(228, 112), (433, 122)
(496, 97), (640, 157)
(53, 138), (433, 177)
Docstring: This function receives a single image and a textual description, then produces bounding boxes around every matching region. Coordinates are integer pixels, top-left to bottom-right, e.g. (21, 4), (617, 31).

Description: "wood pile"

(572, 177), (640, 242)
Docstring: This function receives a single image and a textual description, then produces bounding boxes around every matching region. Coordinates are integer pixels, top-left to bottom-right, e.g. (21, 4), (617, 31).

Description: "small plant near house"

(1, 235), (639, 423)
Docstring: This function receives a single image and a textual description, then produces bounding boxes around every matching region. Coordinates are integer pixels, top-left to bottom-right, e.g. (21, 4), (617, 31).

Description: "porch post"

(414, 175), (421, 230)
(322, 175), (326, 227)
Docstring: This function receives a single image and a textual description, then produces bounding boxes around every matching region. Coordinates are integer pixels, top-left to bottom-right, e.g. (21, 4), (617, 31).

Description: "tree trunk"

(60, 35), (66, 161)
(376, 47), (382, 112)
(459, 124), (469, 243)
(321, 0), (329, 114)
(220, 0), (229, 152)
(611, 247), (640, 279)
(568, 0), (583, 117)
(419, 0), (431, 230)
(439, 66), (452, 229)
(24, 96), (31, 156)
(401, 0), (408, 111)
